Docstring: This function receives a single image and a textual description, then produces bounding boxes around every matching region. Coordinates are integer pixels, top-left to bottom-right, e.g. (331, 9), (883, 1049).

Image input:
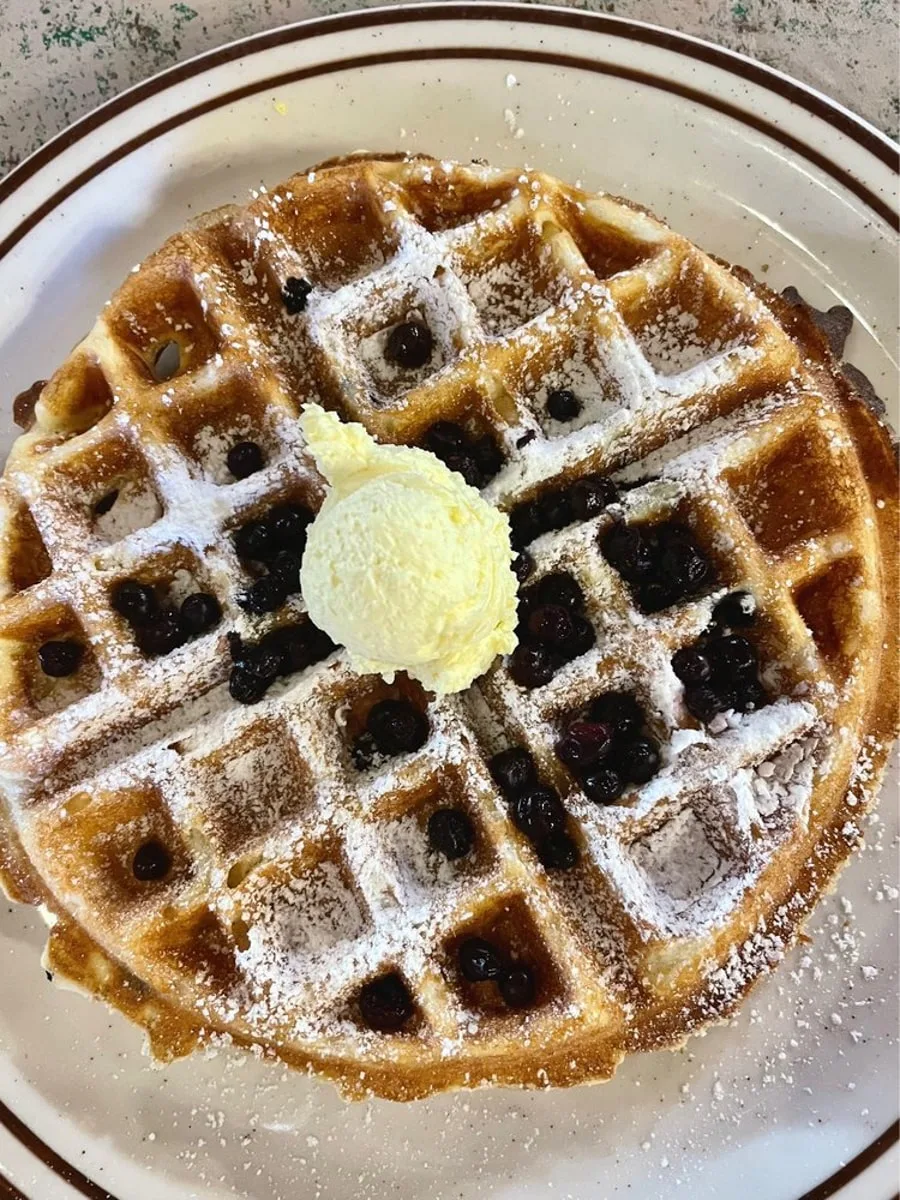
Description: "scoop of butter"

(299, 404), (518, 694)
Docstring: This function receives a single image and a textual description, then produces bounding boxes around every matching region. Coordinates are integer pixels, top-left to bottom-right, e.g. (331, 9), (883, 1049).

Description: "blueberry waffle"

(0, 156), (896, 1100)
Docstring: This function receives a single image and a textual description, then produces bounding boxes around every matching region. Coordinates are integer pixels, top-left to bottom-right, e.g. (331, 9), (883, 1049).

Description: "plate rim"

(0, 5), (896, 1199)
(0, 1), (898, 260)
(1, 0), (898, 197)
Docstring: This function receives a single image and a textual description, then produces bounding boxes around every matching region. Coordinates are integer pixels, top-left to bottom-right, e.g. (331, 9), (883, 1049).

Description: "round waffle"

(0, 156), (896, 1100)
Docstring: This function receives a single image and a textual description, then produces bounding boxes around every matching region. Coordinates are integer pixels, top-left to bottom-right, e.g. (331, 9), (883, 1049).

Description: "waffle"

(0, 155), (896, 1101)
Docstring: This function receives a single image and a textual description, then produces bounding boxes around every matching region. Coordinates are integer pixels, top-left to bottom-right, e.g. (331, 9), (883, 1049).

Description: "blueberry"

(571, 475), (618, 521)
(269, 550), (303, 592)
(509, 501), (543, 549)
(511, 786), (565, 842)
(535, 572), (584, 612)
(306, 622), (337, 664)
(233, 519), (275, 563)
(658, 534), (711, 597)
(229, 664), (270, 705)
(351, 731), (380, 771)
(559, 614), (595, 660)
(555, 720), (613, 771)
(458, 937), (505, 983)
(251, 629), (291, 676)
(179, 592), (221, 636)
(587, 692), (644, 739)
(637, 579), (679, 614)
(385, 320), (433, 369)
(111, 579), (157, 625)
(534, 488), (574, 533)
(499, 965), (536, 1008)
(709, 634), (758, 676)
(37, 640), (84, 678)
(282, 276), (313, 314)
(226, 441), (265, 480)
(711, 590), (757, 630)
(92, 489), (118, 517)
(684, 685), (723, 723)
(358, 973), (413, 1032)
(536, 830), (579, 870)
(658, 523), (710, 579)
(135, 610), (187, 657)
(227, 632), (247, 663)
(131, 839), (172, 882)
(471, 435), (503, 482)
(582, 767), (624, 804)
(512, 551), (534, 584)
(671, 645), (711, 686)
(269, 503), (313, 549)
(238, 575), (289, 615)
(527, 603), (574, 647)
(600, 523), (654, 581)
(262, 642), (295, 680)
(488, 747), (538, 798)
(423, 421), (466, 459)
(617, 736), (661, 784)
(515, 590), (534, 636)
(427, 808), (475, 860)
(249, 645), (287, 683)
(731, 679), (768, 713)
(262, 623), (315, 674)
(228, 634), (286, 682)
(657, 521), (693, 547)
(300, 619), (336, 667)
(444, 452), (484, 489)
(366, 699), (429, 755)
(546, 388), (581, 422)
(508, 642), (555, 689)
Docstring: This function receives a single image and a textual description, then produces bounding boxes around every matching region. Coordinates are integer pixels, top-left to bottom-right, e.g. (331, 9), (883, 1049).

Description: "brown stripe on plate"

(796, 1119), (899, 1200)
(0, 1166), (30, 1200)
(0, 1097), (120, 1200)
(0, 44), (896, 267)
(0, 2), (896, 211)
(0, 8), (896, 257)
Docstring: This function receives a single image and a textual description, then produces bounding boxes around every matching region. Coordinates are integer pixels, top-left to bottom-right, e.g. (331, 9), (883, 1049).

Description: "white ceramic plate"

(0, 7), (897, 1199)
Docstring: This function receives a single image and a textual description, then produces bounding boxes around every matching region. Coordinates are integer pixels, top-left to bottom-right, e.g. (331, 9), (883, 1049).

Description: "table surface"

(0, 0), (897, 181)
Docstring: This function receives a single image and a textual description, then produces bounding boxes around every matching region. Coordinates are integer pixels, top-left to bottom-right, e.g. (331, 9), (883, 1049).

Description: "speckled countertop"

(0, 0), (897, 179)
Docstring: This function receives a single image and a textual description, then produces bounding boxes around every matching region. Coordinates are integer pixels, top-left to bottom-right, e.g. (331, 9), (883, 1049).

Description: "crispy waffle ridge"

(0, 155), (896, 1101)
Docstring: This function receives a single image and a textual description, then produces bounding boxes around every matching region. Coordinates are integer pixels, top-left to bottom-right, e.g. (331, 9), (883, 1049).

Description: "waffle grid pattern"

(0, 157), (895, 1098)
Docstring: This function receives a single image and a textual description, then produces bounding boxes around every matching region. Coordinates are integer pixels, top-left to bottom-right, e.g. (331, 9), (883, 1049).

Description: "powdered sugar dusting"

(237, 859), (369, 1018)
(94, 478), (163, 543)
(193, 421), (256, 485)
(634, 808), (728, 908)
(0, 157), (893, 1109)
